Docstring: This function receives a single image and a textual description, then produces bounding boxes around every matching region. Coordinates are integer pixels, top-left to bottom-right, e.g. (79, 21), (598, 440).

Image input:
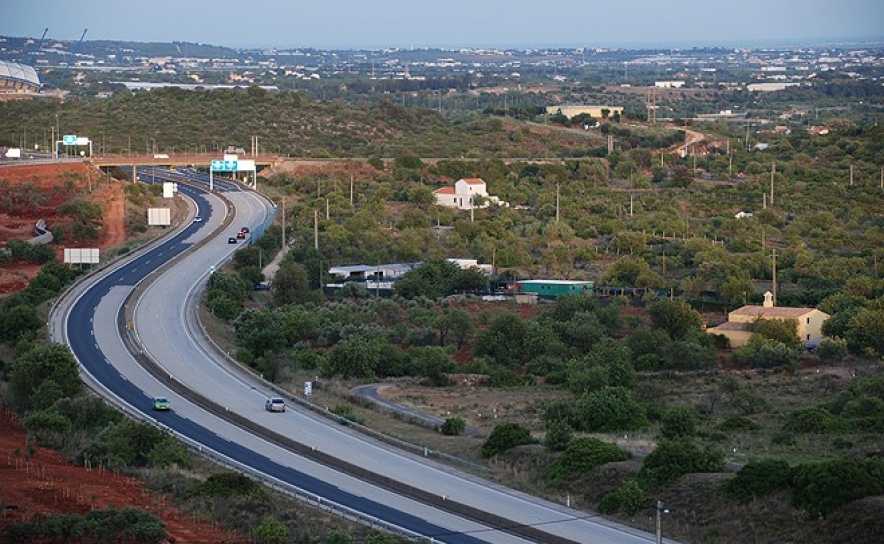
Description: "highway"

(51, 172), (666, 543)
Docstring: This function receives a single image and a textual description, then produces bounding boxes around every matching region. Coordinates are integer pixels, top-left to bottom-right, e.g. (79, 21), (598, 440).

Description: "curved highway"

(52, 176), (665, 544)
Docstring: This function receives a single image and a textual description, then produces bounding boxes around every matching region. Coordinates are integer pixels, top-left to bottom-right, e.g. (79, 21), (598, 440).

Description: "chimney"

(763, 291), (774, 308)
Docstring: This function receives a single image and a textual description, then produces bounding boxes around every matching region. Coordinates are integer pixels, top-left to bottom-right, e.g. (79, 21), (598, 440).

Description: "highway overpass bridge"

(89, 153), (280, 168)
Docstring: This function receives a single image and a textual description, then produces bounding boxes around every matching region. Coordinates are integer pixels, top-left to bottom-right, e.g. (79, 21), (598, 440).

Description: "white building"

(434, 178), (506, 210)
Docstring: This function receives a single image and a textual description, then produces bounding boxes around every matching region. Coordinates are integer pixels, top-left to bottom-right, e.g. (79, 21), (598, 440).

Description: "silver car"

(265, 398), (286, 412)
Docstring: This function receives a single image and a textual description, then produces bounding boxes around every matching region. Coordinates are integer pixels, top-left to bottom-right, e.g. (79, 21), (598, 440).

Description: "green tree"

(323, 334), (389, 379)
(753, 318), (801, 349)
(602, 256), (665, 288)
(647, 298), (704, 341)
(473, 312), (527, 367)
(815, 337), (848, 362)
(0, 304), (43, 342)
(437, 307), (474, 348)
(254, 517), (289, 544)
(272, 260), (316, 306)
(576, 387), (648, 432)
(845, 307), (884, 356)
(7, 344), (81, 410)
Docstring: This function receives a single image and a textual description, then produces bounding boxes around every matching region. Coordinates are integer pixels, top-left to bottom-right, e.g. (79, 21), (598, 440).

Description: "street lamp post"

(656, 500), (669, 544)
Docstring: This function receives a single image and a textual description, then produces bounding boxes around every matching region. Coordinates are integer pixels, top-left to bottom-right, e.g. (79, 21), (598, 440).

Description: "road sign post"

(210, 159), (239, 192)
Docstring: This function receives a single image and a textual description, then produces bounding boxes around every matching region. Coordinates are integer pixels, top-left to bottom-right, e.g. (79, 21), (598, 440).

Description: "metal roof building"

(0, 60), (41, 94)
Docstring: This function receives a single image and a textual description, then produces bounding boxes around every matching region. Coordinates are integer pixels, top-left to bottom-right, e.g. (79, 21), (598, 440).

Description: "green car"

(152, 397), (171, 411)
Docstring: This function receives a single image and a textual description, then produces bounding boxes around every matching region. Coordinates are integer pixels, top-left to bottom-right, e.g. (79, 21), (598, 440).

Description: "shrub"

(782, 407), (848, 433)
(791, 459), (884, 517)
(724, 459), (793, 502)
(330, 404), (365, 425)
(659, 406), (699, 440)
(575, 386), (648, 433)
(547, 437), (630, 482)
(638, 439), (724, 485)
(481, 423), (533, 457)
(440, 417), (466, 436)
(815, 337), (848, 362)
(544, 418), (573, 452)
(197, 472), (263, 498)
(718, 416), (761, 432)
(598, 479), (646, 515)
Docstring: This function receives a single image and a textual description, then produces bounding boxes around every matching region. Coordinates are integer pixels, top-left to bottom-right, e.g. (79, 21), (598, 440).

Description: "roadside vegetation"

(0, 75), (882, 543)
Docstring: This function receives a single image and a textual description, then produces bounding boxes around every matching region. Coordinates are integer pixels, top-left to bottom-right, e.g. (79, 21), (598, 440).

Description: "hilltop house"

(708, 292), (829, 349)
(434, 178), (506, 210)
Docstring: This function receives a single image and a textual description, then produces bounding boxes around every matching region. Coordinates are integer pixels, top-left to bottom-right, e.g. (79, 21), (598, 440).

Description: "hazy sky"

(4, 0), (883, 49)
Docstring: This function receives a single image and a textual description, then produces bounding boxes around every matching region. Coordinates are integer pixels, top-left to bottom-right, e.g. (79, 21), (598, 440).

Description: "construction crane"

(47, 28), (87, 90)
(36, 28), (49, 52)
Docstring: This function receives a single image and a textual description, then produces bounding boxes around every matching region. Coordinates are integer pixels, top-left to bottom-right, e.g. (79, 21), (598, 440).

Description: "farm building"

(707, 291), (829, 349)
(517, 280), (594, 299)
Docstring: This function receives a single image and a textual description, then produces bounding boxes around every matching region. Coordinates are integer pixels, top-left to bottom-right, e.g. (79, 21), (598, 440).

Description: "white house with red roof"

(434, 178), (506, 210)
(708, 291), (829, 348)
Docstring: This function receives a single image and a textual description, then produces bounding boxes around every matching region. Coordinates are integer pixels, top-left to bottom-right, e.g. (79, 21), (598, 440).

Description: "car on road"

(228, 237), (237, 244)
(236, 231), (246, 239)
(193, 216), (202, 223)
(265, 398), (286, 412)
(241, 226), (250, 234)
(152, 397), (170, 411)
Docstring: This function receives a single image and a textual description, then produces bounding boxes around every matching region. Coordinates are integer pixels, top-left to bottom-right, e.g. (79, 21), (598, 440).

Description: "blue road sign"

(211, 159), (238, 172)
(63, 135), (77, 145)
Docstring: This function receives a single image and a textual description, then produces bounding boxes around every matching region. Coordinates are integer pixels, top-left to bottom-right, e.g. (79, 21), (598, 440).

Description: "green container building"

(516, 280), (594, 299)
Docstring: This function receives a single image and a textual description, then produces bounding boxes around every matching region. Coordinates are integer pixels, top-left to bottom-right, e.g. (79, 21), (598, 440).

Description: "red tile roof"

(461, 178), (486, 185)
(729, 306), (820, 319)
(434, 186), (456, 194)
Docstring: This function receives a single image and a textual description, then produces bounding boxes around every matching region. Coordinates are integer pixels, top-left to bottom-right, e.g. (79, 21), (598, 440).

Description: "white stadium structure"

(0, 60), (41, 94)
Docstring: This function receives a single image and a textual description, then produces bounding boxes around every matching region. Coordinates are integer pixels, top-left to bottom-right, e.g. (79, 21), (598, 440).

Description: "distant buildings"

(655, 80), (685, 88)
(747, 82), (800, 92)
(544, 105), (624, 119)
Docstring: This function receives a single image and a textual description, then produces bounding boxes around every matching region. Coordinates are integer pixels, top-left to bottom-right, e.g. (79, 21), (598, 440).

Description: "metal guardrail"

(54, 180), (581, 544)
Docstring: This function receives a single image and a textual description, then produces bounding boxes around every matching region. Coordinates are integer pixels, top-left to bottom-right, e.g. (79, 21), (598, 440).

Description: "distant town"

(1, 34), (882, 100)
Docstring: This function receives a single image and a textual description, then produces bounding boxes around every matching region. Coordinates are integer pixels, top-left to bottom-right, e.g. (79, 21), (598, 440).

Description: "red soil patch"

(0, 409), (245, 543)
(0, 163), (127, 294)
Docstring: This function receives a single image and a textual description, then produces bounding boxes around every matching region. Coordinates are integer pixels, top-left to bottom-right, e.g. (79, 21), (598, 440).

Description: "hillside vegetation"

(1, 87), (882, 544)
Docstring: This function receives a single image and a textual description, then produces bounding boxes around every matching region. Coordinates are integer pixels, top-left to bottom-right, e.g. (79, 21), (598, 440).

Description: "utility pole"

(281, 199), (286, 249)
(629, 193), (634, 218)
(313, 209), (319, 250)
(350, 173), (354, 206)
(555, 182), (560, 223)
(770, 163), (775, 206)
(849, 163), (854, 186)
(772, 248), (778, 307)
